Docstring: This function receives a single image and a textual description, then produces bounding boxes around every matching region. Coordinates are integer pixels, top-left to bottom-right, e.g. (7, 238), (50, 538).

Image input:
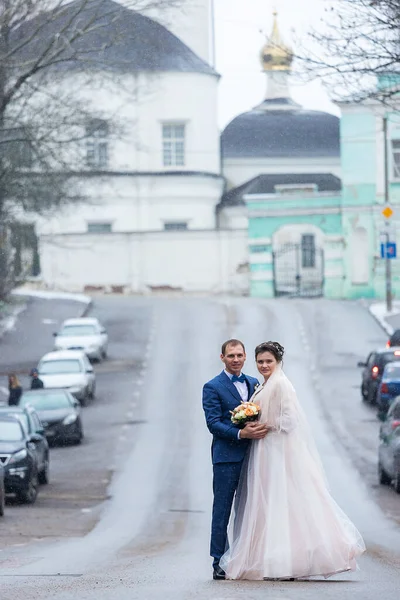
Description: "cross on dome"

(260, 10), (293, 72)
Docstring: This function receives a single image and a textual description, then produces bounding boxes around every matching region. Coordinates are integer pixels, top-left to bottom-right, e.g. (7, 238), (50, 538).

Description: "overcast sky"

(213, 0), (339, 127)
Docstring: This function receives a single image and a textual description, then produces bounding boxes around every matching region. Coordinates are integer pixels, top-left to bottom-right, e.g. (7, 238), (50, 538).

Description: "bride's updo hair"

(255, 341), (285, 362)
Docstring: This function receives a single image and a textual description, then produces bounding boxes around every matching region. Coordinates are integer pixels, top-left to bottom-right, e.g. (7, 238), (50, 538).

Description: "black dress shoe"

(213, 565), (226, 580)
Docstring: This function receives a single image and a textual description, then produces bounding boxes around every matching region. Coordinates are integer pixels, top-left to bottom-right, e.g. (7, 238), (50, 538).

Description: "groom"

(202, 339), (269, 580)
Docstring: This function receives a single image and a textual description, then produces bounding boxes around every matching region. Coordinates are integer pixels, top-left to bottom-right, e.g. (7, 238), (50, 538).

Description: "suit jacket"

(202, 371), (259, 464)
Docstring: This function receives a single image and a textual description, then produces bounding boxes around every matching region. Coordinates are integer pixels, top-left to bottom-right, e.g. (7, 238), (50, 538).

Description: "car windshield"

(39, 359), (82, 374)
(20, 393), (72, 411)
(0, 412), (29, 433)
(0, 420), (24, 441)
(384, 364), (400, 378)
(59, 325), (97, 336)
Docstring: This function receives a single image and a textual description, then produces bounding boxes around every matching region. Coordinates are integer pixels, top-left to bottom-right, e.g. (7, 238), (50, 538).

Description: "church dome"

(221, 107), (340, 159)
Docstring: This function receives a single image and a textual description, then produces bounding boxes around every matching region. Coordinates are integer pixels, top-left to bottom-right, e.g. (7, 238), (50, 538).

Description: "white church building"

(37, 1), (341, 296)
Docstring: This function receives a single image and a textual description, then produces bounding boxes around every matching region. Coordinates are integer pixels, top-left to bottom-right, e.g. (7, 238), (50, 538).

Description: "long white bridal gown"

(220, 365), (366, 580)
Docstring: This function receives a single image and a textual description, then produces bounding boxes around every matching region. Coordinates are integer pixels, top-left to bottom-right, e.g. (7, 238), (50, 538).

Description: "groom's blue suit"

(203, 370), (259, 569)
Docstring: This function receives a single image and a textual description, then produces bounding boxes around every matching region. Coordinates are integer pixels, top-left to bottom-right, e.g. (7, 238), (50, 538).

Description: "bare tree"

(295, 0), (400, 103)
(0, 0), (182, 298)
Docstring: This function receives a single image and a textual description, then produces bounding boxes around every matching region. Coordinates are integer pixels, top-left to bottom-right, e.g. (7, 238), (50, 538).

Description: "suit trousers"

(211, 460), (244, 568)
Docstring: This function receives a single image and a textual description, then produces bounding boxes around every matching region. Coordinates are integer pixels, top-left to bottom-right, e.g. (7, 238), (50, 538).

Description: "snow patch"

(368, 301), (400, 335)
(0, 303), (27, 337)
(12, 288), (91, 305)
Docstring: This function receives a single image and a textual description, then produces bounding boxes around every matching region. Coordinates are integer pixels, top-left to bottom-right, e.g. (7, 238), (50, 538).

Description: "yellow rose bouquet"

(230, 402), (261, 428)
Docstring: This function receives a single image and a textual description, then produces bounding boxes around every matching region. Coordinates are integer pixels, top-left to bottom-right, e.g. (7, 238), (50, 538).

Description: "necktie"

(232, 374), (246, 383)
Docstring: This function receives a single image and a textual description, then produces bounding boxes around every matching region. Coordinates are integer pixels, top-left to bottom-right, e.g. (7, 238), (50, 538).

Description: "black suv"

(358, 347), (400, 404)
(0, 406), (49, 484)
(0, 416), (39, 504)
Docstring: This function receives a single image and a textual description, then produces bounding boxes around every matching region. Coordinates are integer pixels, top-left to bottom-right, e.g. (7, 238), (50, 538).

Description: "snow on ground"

(0, 303), (27, 337)
(12, 288), (91, 305)
(368, 301), (400, 335)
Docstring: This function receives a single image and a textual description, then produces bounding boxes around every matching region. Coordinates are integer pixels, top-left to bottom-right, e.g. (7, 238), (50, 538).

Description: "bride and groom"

(202, 339), (366, 581)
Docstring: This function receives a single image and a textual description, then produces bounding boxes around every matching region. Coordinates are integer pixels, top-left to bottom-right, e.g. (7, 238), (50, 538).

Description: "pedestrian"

(30, 368), (44, 390)
(8, 374), (23, 406)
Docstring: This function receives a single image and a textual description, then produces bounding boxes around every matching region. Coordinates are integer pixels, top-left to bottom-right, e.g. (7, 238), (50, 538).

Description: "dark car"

(20, 389), (83, 445)
(376, 363), (400, 416)
(378, 397), (400, 493)
(0, 406), (49, 484)
(0, 416), (39, 504)
(387, 329), (400, 348)
(0, 463), (5, 516)
(358, 347), (400, 404)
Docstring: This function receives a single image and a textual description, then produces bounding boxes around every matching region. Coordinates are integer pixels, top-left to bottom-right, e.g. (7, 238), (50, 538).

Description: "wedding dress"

(219, 365), (366, 580)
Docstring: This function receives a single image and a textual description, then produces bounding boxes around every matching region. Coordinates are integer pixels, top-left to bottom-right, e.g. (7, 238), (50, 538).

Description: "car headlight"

(9, 449), (28, 464)
(63, 414), (78, 426)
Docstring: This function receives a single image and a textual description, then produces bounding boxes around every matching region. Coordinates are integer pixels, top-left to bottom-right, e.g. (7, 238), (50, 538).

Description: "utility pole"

(383, 116), (393, 312)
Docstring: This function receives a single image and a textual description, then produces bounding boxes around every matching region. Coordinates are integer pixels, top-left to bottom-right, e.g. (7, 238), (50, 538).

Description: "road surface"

(0, 295), (399, 600)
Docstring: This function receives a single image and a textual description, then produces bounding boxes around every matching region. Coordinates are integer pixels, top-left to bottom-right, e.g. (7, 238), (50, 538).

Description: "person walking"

(8, 374), (23, 406)
(30, 368), (44, 390)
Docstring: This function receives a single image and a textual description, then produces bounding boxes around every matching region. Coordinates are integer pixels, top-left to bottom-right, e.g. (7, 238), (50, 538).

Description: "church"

(35, 1), (400, 300)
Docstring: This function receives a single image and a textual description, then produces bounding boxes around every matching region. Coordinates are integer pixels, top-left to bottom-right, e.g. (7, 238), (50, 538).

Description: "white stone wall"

(39, 229), (249, 294)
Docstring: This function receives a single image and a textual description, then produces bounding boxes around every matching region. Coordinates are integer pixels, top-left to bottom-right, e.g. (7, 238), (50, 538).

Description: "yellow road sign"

(382, 206), (394, 218)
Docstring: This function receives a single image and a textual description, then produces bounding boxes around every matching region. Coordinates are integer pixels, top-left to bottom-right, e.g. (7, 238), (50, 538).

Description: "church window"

(87, 222), (112, 233)
(392, 140), (400, 178)
(162, 123), (185, 167)
(86, 119), (109, 169)
(301, 234), (316, 268)
(164, 222), (188, 231)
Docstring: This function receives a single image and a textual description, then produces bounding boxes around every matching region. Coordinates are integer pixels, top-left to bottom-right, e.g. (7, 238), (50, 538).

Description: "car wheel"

(101, 348), (107, 359)
(367, 386), (376, 405)
(361, 385), (367, 400)
(17, 472), (38, 504)
(394, 472), (400, 494)
(80, 389), (90, 407)
(378, 461), (392, 486)
(0, 485), (5, 517)
(38, 456), (50, 485)
(90, 384), (96, 400)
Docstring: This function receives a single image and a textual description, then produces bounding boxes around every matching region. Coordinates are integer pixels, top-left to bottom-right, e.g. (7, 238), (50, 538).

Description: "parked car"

(387, 329), (400, 348)
(0, 416), (39, 504)
(20, 389), (83, 446)
(0, 405), (49, 484)
(377, 363), (400, 416)
(0, 463), (5, 516)
(358, 347), (400, 404)
(378, 396), (400, 493)
(53, 318), (108, 362)
(37, 350), (96, 406)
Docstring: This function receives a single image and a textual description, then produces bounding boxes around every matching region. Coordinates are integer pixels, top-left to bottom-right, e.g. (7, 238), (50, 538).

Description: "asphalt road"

(0, 295), (399, 600)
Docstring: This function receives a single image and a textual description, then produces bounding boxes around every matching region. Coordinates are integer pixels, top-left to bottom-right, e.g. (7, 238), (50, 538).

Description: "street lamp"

(383, 115), (393, 312)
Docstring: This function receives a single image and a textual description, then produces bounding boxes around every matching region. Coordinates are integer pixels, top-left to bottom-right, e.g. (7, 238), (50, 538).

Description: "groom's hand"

(239, 423), (270, 439)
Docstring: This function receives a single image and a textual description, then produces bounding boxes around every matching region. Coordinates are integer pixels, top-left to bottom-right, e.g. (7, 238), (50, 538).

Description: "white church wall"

(37, 174), (223, 234)
(223, 157), (342, 190)
(39, 229), (249, 295)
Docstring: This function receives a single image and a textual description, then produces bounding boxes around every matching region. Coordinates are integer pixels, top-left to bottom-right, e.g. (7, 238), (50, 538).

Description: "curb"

(368, 306), (394, 336)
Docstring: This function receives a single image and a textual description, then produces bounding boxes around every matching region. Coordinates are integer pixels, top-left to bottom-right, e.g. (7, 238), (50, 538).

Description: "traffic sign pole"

(383, 116), (393, 312)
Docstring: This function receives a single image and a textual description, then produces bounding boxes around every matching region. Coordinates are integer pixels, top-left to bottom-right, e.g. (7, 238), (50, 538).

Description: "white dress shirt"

(225, 370), (249, 440)
(224, 370), (249, 402)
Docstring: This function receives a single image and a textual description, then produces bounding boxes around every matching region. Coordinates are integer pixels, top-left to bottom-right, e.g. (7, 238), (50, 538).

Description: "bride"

(220, 341), (366, 581)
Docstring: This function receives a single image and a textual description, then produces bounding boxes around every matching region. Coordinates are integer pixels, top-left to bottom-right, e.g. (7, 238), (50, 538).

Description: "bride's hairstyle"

(255, 341), (285, 362)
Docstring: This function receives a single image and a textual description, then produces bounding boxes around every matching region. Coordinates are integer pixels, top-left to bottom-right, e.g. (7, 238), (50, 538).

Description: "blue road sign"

(381, 242), (397, 259)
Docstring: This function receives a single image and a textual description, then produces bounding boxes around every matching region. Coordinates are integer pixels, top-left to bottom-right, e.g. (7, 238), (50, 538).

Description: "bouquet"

(230, 402), (261, 428)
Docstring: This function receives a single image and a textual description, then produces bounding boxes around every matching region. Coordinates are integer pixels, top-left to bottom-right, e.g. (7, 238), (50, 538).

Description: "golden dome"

(261, 11), (293, 72)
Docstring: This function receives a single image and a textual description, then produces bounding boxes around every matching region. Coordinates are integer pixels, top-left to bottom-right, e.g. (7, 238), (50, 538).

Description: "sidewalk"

(369, 301), (400, 335)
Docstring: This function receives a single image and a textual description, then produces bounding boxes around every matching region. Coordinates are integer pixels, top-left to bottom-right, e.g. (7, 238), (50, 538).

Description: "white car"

(53, 318), (108, 362)
(37, 351), (96, 406)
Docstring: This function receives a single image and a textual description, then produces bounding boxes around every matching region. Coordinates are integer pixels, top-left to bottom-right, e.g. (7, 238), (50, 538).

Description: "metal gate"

(272, 243), (324, 298)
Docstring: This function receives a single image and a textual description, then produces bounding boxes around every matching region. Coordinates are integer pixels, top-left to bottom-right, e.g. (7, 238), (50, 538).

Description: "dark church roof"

(11, 0), (217, 76)
(221, 108), (340, 159)
(219, 173), (342, 208)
